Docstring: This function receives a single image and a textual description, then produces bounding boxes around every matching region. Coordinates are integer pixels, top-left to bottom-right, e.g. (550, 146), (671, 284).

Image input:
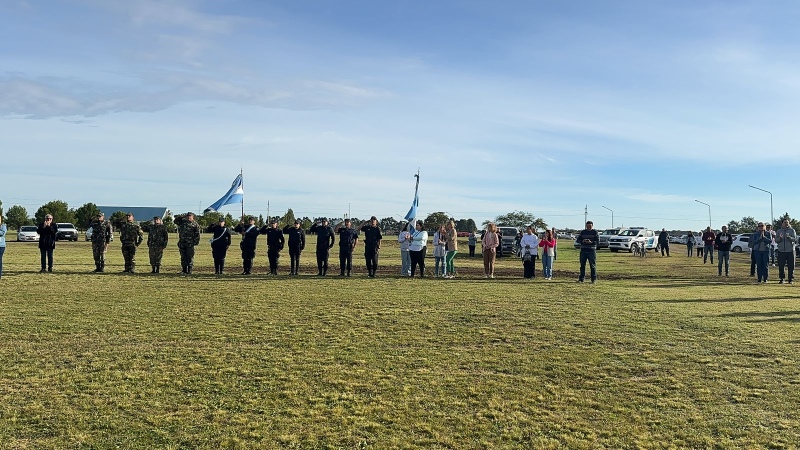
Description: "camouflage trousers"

(149, 246), (165, 267)
(122, 244), (137, 271)
(179, 245), (195, 270)
(92, 241), (107, 267)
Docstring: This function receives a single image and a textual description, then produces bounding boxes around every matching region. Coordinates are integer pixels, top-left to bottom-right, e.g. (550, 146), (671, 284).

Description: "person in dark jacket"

(658, 229), (670, 256)
(260, 219), (285, 275)
(36, 214), (58, 272)
(234, 216), (259, 275)
(335, 219), (359, 277)
(715, 225), (733, 277)
(309, 218), (335, 276)
(207, 217), (232, 275)
(359, 216), (382, 277)
(283, 220), (306, 276)
(576, 221), (599, 283)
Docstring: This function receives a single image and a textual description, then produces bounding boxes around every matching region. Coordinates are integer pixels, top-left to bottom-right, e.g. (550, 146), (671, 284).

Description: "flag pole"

(240, 168), (244, 223)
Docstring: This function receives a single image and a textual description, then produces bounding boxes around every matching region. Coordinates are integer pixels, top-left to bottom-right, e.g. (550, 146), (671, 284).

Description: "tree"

(35, 200), (74, 224)
(486, 211), (548, 231)
(6, 205), (31, 230)
(726, 220), (740, 233)
(109, 211), (127, 231)
(74, 202), (101, 230)
(455, 218), (477, 232)
(163, 212), (177, 233)
(738, 216), (758, 234)
(774, 212), (800, 234)
(300, 216), (312, 230)
(280, 209), (296, 229)
(379, 217), (399, 233)
(423, 212), (452, 231)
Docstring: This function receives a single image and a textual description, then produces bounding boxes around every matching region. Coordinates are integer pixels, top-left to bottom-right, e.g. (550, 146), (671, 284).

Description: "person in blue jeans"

(0, 216), (6, 280)
(576, 221), (599, 283)
(715, 225), (733, 276)
(749, 223), (772, 283)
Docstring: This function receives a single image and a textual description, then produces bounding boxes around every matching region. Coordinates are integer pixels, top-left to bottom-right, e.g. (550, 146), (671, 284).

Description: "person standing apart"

(519, 225), (539, 279)
(283, 220), (306, 276)
(36, 214), (58, 273)
(444, 220), (458, 278)
(715, 225), (732, 277)
(234, 216), (259, 275)
(539, 229), (556, 280)
(686, 231), (694, 257)
(409, 220), (428, 277)
(577, 221), (599, 283)
(208, 217), (231, 275)
(0, 215), (6, 280)
(658, 229), (670, 256)
(702, 227), (715, 264)
(433, 225), (446, 277)
(336, 219), (359, 277)
(260, 219), (285, 275)
(775, 219), (796, 284)
(310, 218), (335, 276)
(749, 222), (772, 283)
(360, 216), (382, 278)
(88, 212), (112, 272)
(147, 216), (168, 273)
(119, 213), (144, 273)
(482, 223), (499, 278)
(398, 222), (412, 277)
(175, 212), (201, 274)
(467, 232), (477, 257)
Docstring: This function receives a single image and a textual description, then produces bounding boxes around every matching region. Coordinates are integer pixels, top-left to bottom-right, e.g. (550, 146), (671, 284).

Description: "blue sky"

(2, 0), (799, 231)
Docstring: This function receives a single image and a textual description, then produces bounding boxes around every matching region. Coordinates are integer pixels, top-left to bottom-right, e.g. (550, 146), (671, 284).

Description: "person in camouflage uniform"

(88, 212), (112, 272)
(119, 212), (144, 273)
(147, 216), (169, 273)
(175, 212), (201, 274)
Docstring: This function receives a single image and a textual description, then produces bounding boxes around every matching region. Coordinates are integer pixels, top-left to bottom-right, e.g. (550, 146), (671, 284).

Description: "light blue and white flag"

(204, 174), (244, 213)
(404, 173), (420, 227)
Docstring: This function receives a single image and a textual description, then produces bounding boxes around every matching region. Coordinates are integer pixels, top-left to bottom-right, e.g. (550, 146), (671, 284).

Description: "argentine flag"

(204, 174), (244, 213)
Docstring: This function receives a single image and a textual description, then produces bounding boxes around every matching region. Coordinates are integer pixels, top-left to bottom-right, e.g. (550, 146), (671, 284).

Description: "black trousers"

(660, 242), (669, 256)
(777, 251), (795, 281)
(750, 251), (756, 276)
(410, 248), (426, 277)
(39, 247), (54, 270)
(267, 248), (280, 274)
(579, 249), (596, 281)
(339, 246), (353, 274)
(469, 245), (475, 257)
(212, 246), (227, 273)
(523, 257), (536, 278)
(316, 247), (329, 273)
(364, 244), (379, 274)
(288, 245), (301, 274)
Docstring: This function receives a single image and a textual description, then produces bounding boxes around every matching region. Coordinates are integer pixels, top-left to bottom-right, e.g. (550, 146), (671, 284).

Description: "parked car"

(17, 225), (39, 242)
(55, 223), (79, 241)
(599, 228), (623, 249)
(608, 227), (657, 253)
(456, 231), (471, 238)
(497, 226), (519, 257)
(731, 235), (750, 253)
(85, 227), (114, 242)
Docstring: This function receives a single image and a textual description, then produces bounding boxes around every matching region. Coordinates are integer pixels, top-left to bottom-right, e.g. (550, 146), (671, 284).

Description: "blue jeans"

(703, 246), (714, 263)
(434, 256), (445, 276)
(542, 253), (553, 278)
(0, 246), (5, 279)
(717, 250), (730, 275)
(579, 248), (596, 281)
(754, 250), (770, 282)
(400, 250), (411, 276)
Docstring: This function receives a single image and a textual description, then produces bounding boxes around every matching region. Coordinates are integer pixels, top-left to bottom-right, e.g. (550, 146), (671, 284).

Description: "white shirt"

(398, 230), (411, 251)
(520, 233), (539, 256)
(409, 230), (428, 251)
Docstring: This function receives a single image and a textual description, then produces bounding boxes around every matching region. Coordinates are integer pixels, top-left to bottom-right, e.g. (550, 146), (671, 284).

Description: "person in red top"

(539, 229), (557, 280)
(702, 227), (716, 264)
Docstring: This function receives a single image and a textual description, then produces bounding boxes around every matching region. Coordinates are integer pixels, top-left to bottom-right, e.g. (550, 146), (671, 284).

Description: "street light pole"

(601, 205), (614, 228)
(695, 200), (711, 228)
(748, 185), (774, 227)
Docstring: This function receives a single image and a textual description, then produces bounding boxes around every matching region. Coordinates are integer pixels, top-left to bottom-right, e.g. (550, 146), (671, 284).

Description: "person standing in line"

(119, 213), (144, 273)
(283, 220), (306, 276)
(36, 214), (58, 273)
(467, 232), (477, 257)
(175, 212), (201, 274)
(539, 229), (556, 280)
(0, 215), (6, 280)
(207, 217), (231, 275)
(444, 220), (458, 279)
(576, 220), (599, 283)
(433, 225), (446, 277)
(519, 225), (539, 279)
(686, 231), (694, 257)
(260, 219), (285, 275)
(409, 220), (428, 278)
(398, 222), (412, 277)
(702, 227), (715, 264)
(749, 222), (772, 283)
(658, 228), (670, 257)
(360, 216), (382, 277)
(715, 225), (733, 277)
(765, 224), (777, 267)
(88, 212), (112, 272)
(147, 216), (169, 273)
(775, 219), (797, 284)
(482, 223), (499, 278)
(551, 227), (558, 274)
(234, 216), (259, 275)
(335, 218), (358, 277)
(309, 218), (335, 276)
(695, 232), (704, 257)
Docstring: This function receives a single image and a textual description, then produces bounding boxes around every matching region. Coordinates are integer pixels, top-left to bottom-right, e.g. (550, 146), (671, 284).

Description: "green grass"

(1, 236), (799, 449)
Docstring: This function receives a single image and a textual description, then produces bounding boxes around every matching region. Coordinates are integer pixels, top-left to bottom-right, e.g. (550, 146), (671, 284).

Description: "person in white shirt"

(519, 225), (539, 279)
(397, 222), (412, 277)
(409, 221), (429, 278)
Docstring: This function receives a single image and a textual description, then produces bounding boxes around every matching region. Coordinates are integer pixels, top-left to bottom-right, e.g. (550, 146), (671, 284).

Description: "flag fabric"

(404, 173), (419, 226)
(204, 174), (244, 213)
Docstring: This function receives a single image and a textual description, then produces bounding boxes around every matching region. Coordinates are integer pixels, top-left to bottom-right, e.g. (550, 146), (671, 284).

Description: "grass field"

(1, 234), (799, 449)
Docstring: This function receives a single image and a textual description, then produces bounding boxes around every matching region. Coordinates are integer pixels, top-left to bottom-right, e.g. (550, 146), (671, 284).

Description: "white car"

(85, 227), (114, 242)
(608, 227), (657, 253)
(731, 235), (751, 253)
(17, 225), (39, 242)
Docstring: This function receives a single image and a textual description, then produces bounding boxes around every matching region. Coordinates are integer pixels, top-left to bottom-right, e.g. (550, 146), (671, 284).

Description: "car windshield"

(21, 226), (36, 232)
(618, 230), (640, 236)
(57, 224), (74, 229)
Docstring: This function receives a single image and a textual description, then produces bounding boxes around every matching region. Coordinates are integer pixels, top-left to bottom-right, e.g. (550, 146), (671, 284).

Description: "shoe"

(789, 281), (794, 284)
(577, 279), (584, 283)
(591, 280), (596, 284)
(490, 275), (495, 279)
(484, 275), (489, 278)
(39, 268), (46, 273)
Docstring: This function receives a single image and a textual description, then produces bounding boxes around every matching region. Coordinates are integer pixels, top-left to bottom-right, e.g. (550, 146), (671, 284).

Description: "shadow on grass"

(645, 295), (800, 304)
(716, 310), (800, 323)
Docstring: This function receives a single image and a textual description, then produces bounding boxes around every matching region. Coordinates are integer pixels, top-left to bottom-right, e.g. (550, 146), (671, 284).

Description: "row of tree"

(726, 213), (800, 234)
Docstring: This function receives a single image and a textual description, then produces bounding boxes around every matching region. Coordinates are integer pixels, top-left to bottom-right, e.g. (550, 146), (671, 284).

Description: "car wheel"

(732, 246), (741, 253)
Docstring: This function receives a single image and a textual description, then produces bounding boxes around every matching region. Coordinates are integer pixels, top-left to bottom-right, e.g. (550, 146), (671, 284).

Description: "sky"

(2, 0), (800, 231)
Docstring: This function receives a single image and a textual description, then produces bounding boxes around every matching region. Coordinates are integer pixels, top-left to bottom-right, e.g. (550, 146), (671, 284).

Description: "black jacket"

(207, 224), (232, 250)
(282, 225), (306, 250)
(260, 226), (285, 250)
(37, 223), (58, 249)
(309, 223), (335, 249)
(235, 223), (259, 250)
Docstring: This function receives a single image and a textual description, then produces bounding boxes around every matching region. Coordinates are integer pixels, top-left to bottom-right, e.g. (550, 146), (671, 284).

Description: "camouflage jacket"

(176, 217), (201, 248)
(147, 224), (169, 249)
(89, 219), (112, 244)
(120, 222), (144, 246)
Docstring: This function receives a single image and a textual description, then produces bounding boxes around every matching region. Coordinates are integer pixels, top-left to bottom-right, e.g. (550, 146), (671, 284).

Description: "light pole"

(695, 200), (711, 228)
(601, 206), (614, 228)
(748, 185), (774, 227)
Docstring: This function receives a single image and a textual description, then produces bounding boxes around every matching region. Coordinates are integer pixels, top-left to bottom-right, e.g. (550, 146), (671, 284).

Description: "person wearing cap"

(147, 216), (169, 273)
(335, 218), (359, 276)
(259, 219), (285, 275)
(234, 216), (260, 275)
(119, 213), (144, 273)
(36, 213), (58, 273)
(360, 216), (382, 277)
(175, 212), (201, 274)
(310, 218), (335, 276)
(208, 216), (232, 275)
(282, 220), (306, 276)
(88, 212), (112, 272)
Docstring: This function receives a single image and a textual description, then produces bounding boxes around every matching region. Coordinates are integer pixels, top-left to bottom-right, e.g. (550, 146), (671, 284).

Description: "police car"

(608, 227), (657, 253)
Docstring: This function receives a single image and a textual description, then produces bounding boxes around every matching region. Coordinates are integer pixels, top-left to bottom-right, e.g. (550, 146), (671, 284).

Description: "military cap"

(218, 217), (226, 222)
(153, 216), (160, 220)
(294, 219), (301, 224)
